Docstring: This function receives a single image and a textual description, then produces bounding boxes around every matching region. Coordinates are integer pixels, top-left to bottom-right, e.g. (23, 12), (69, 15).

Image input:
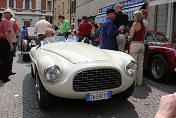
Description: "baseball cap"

(4, 7), (14, 16)
(140, 9), (147, 17)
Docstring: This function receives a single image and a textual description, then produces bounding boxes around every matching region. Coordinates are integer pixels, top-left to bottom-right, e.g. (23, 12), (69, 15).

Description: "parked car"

(124, 30), (176, 82)
(22, 27), (37, 61)
(29, 36), (138, 109)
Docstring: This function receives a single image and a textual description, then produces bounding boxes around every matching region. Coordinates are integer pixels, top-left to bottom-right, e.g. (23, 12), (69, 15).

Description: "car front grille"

(73, 68), (122, 92)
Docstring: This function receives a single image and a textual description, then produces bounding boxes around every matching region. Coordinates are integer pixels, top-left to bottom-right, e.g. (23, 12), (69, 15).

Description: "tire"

(115, 82), (135, 100)
(35, 71), (52, 109)
(23, 54), (31, 61)
(31, 65), (35, 78)
(149, 54), (171, 82)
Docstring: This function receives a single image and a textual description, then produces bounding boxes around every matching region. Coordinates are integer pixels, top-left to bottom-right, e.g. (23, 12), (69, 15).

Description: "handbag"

(94, 32), (101, 42)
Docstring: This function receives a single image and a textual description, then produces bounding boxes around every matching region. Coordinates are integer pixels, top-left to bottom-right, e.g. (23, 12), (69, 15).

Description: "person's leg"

(136, 43), (145, 85)
(0, 38), (11, 82)
(0, 53), (3, 86)
(117, 34), (126, 52)
(18, 38), (21, 50)
(1, 51), (11, 82)
(37, 34), (46, 44)
(13, 42), (17, 56)
(136, 52), (144, 85)
(129, 43), (139, 85)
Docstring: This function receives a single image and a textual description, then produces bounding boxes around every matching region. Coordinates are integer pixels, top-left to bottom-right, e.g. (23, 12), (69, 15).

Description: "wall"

(0, 0), (53, 28)
(76, 0), (155, 30)
(15, 15), (39, 28)
(156, 4), (168, 35)
(53, 0), (71, 27)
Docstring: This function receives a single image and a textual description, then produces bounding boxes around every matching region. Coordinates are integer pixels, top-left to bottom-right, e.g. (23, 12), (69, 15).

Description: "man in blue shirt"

(18, 26), (26, 50)
(100, 9), (125, 50)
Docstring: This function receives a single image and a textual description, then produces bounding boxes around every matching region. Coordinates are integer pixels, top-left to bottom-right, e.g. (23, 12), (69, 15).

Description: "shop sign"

(98, 0), (144, 14)
(120, 0), (145, 8)
(99, 4), (116, 14)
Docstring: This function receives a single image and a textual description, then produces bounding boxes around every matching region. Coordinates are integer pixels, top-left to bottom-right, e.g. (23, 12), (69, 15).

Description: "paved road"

(0, 51), (176, 118)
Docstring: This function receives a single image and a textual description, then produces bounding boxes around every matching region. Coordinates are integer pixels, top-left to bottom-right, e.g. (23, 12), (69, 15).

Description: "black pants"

(78, 35), (91, 44)
(0, 38), (10, 80)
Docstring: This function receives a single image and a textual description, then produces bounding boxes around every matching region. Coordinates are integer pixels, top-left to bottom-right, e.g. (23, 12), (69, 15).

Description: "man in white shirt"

(34, 16), (51, 44)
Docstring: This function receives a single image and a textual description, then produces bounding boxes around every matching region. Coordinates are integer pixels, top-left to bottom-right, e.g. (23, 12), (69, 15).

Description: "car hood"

(148, 41), (176, 50)
(41, 42), (111, 64)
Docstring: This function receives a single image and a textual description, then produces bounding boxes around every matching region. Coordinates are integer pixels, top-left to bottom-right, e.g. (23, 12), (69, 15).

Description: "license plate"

(86, 91), (111, 101)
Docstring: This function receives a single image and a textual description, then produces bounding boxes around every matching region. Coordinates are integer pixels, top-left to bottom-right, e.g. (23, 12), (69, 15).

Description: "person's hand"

(155, 93), (176, 118)
(119, 25), (125, 32)
(10, 44), (14, 52)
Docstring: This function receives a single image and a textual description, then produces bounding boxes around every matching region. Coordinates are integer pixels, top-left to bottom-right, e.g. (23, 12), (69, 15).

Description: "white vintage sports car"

(29, 36), (138, 109)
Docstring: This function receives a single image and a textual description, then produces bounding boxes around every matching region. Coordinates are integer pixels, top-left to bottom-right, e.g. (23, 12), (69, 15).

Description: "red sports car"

(124, 30), (176, 82)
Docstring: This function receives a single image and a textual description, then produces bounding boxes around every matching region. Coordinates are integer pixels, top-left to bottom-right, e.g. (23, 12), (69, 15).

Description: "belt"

(131, 41), (144, 43)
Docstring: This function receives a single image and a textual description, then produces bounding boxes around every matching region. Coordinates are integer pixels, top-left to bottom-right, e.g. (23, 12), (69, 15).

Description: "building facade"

(53, 0), (76, 27)
(76, 0), (176, 43)
(0, 0), (53, 28)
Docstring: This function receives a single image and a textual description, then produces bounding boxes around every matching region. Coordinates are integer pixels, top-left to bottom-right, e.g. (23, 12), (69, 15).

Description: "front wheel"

(31, 64), (35, 78)
(35, 71), (52, 109)
(149, 54), (171, 82)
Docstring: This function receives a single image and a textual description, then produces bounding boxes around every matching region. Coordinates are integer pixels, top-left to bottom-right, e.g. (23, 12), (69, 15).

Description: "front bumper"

(42, 64), (135, 99)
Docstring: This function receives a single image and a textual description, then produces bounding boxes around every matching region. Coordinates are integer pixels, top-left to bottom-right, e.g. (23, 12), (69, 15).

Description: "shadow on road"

(143, 71), (176, 95)
(132, 79), (152, 99)
(22, 73), (138, 118)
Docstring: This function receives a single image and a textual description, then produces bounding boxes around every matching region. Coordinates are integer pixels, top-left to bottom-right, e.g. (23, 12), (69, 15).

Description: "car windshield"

(155, 33), (168, 42)
(27, 27), (36, 35)
(42, 36), (78, 45)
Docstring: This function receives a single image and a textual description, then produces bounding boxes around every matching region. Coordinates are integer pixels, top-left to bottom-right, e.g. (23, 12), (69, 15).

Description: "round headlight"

(125, 60), (138, 76)
(44, 65), (61, 82)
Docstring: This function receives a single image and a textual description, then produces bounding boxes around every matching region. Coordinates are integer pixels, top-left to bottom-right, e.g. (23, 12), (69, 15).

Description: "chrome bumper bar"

(22, 52), (29, 55)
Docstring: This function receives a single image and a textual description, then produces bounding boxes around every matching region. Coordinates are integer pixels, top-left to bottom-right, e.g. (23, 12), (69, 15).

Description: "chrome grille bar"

(73, 68), (122, 92)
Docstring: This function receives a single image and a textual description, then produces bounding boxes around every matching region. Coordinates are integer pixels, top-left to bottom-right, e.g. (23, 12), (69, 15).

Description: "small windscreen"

(42, 36), (78, 45)
(27, 27), (36, 35)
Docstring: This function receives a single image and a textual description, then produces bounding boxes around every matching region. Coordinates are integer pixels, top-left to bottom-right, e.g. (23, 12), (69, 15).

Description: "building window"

(9, 0), (14, 8)
(47, 1), (52, 10)
(72, 17), (75, 24)
(62, 2), (64, 15)
(58, 5), (60, 15)
(24, 21), (30, 27)
(71, 0), (76, 14)
(67, 0), (70, 12)
(25, 0), (30, 9)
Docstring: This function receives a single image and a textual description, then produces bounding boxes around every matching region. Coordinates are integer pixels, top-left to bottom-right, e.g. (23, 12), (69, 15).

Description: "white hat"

(4, 9), (14, 16)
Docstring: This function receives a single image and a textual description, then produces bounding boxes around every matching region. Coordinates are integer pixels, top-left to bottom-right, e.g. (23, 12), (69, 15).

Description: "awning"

(123, 5), (143, 21)
(95, 4), (143, 24)
(95, 14), (107, 24)
(149, 0), (176, 6)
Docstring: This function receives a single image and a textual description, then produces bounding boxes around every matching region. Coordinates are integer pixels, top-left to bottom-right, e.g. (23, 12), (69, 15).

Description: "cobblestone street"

(0, 51), (176, 118)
